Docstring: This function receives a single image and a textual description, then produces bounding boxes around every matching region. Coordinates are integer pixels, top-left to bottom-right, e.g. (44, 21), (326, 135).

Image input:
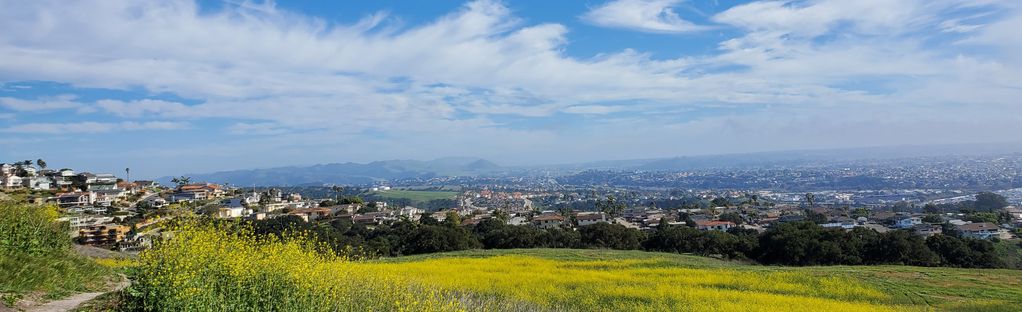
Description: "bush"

(126, 220), (463, 311)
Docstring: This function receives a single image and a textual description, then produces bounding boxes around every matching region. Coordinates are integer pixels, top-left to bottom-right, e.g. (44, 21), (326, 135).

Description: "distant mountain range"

(158, 157), (502, 187)
(160, 142), (1022, 186)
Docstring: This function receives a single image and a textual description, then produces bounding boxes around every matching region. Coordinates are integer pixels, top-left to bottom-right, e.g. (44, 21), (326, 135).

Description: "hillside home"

(957, 222), (1009, 240)
(912, 224), (943, 237)
(169, 190), (207, 203)
(24, 176), (51, 190)
(1, 175), (23, 190)
(217, 206), (251, 218)
(533, 213), (566, 229)
(144, 196), (167, 208)
(695, 220), (736, 231)
(78, 224), (130, 247)
(289, 207), (333, 221)
(576, 212), (608, 226)
(57, 192), (94, 207)
(895, 217), (923, 229)
(399, 206), (425, 220)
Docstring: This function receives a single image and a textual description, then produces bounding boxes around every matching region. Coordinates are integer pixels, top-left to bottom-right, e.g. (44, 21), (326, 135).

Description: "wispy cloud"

(0, 0), (1019, 171)
(582, 0), (710, 33)
(2, 121), (188, 134)
(0, 95), (93, 112)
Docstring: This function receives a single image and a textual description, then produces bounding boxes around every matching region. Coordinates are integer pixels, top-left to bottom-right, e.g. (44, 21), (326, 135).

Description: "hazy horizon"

(2, 0), (1021, 178)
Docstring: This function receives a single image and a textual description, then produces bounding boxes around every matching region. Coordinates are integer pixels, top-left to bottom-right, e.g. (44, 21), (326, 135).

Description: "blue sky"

(1, 0), (1021, 178)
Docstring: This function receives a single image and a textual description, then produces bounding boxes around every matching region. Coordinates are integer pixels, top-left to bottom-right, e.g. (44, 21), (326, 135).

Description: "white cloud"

(227, 122), (293, 135)
(0, 0), (1019, 171)
(2, 121), (188, 134)
(95, 99), (191, 118)
(0, 95), (91, 112)
(582, 0), (709, 33)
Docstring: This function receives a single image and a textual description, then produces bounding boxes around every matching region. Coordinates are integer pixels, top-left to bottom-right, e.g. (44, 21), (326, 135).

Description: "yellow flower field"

(131, 222), (1021, 311)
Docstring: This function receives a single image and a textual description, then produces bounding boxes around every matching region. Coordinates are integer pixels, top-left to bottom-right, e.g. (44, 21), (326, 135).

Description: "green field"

(380, 249), (1022, 311)
(367, 189), (458, 202)
(123, 222), (1022, 311)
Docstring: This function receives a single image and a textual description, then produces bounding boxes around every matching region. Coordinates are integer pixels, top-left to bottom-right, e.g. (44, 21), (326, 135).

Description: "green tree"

(596, 195), (626, 218)
(718, 212), (744, 225)
(442, 211), (463, 227)
(170, 176), (191, 187)
(975, 192), (1008, 212)
(35, 159), (47, 170)
(711, 197), (731, 208)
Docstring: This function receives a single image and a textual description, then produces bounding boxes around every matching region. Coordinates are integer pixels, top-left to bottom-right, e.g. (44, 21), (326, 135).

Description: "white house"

(957, 222), (1009, 240)
(399, 206), (425, 220)
(533, 213), (566, 229)
(576, 212), (608, 226)
(895, 217), (923, 229)
(27, 176), (52, 190)
(1, 175), (23, 190)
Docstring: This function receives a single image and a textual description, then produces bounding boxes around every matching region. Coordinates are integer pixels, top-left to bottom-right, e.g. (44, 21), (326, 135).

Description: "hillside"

(379, 249), (1022, 311)
(126, 222), (1022, 312)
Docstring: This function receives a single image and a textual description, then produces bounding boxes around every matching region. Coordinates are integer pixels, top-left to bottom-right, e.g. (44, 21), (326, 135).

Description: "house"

(695, 220), (736, 231)
(24, 176), (51, 190)
(289, 208), (333, 221)
(169, 190), (206, 203)
(430, 211), (449, 222)
(78, 224), (130, 247)
(58, 216), (114, 228)
(0, 163), (13, 176)
(78, 173), (118, 191)
(399, 206), (425, 220)
(353, 212), (391, 225)
(1, 175), (23, 190)
(217, 207), (249, 218)
(912, 224), (943, 237)
(134, 180), (158, 188)
(57, 192), (94, 207)
(321, 204), (358, 215)
(957, 222), (1009, 240)
(533, 213), (566, 229)
(46, 169), (75, 191)
(143, 196), (167, 208)
(895, 217), (923, 229)
(576, 212), (608, 226)
(93, 189), (126, 207)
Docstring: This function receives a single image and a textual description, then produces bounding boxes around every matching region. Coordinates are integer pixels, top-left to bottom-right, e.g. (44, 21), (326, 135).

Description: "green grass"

(0, 202), (115, 307)
(384, 248), (1022, 311)
(368, 189), (458, 203)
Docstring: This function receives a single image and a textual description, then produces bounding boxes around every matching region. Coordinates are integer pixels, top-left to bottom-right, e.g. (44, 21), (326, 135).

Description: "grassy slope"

(384, 249), (1022, 311)
(0, 202), (115, 307)
(368, 190), (458, 202)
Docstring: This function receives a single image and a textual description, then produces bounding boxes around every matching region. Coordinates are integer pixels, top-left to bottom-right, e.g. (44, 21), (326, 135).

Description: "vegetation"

(0, 202), (112, 306)
(124, 220), (466, 311)
(125, 221), (1022, 311)
(252, 215), (1013, 269)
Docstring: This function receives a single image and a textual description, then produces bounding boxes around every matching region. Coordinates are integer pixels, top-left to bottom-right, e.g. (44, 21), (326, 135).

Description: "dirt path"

(24, 275), (129, 312)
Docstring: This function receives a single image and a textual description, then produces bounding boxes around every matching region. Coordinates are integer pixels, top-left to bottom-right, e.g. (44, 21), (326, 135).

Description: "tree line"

(243, 215), (1014, 269)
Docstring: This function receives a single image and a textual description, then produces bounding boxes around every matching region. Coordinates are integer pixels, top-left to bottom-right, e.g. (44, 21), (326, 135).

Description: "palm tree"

(36, 159), (47, 170)
(805, 193), (816, 209)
